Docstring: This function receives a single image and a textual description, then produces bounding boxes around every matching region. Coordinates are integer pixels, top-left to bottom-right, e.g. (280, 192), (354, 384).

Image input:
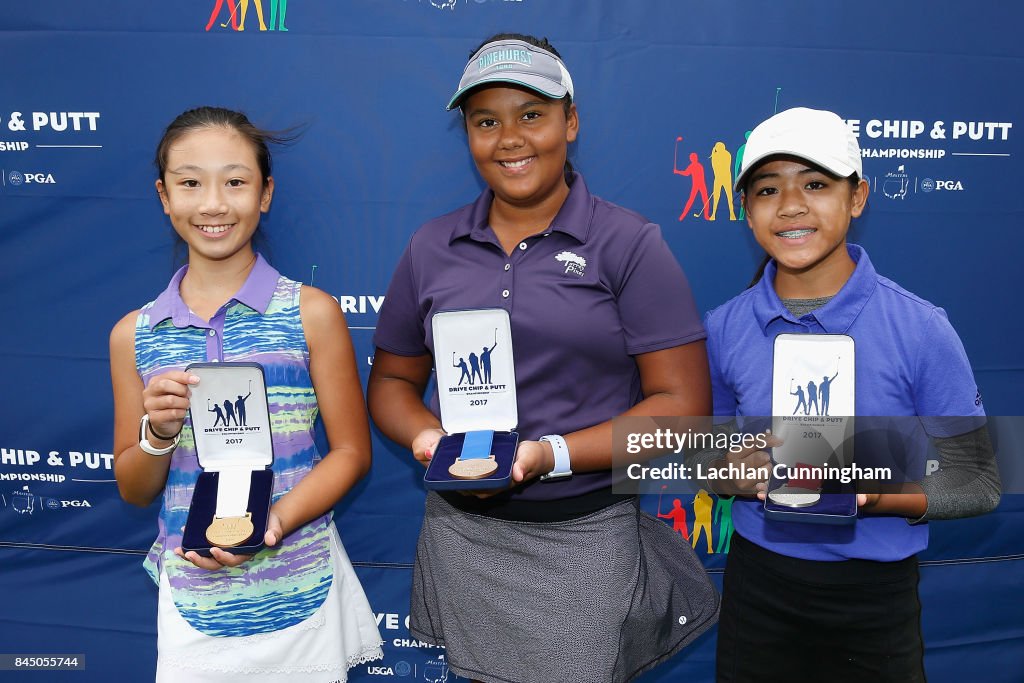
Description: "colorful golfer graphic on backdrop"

(673, 88), (785, 222)
(673, 135), (750, 222)
(206, 0), (287, 31)
(656, 485), (737, 554)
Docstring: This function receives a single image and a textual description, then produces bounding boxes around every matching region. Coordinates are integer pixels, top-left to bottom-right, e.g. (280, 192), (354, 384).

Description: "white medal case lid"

(432, 309), (518, 433)
(186, 362), (274, 471)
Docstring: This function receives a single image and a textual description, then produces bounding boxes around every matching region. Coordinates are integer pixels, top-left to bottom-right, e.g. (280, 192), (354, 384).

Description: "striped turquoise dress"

(135, 256), (333, 638)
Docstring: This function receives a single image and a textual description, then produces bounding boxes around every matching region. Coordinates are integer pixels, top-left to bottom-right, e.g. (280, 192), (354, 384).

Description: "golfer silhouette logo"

(453, 329), (499, 386)
(207, 381), (253, 427)
(789, 357), (840, 416)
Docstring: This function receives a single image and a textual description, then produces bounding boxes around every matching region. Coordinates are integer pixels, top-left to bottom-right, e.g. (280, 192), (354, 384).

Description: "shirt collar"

(448, 171), (594, 245)
(147, 253), (280, 330)
(751, 243), (878, 335)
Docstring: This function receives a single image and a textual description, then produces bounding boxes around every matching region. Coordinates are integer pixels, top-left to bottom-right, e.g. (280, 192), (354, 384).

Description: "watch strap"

(538, 434), (572, 481)
(139, 414), (180, 456)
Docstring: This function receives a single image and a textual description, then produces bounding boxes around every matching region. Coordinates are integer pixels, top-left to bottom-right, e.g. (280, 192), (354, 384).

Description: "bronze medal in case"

(205, 512), (255, 547)
(448, 456), (498, 480)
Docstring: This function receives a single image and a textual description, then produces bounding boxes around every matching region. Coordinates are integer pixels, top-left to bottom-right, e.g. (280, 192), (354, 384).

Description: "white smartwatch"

(538, 435), (572, 481)
(139, 414), (180, 456)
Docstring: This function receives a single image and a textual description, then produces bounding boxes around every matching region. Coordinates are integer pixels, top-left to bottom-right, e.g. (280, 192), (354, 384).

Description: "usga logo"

(366, 666), (394, 676)
(7, 170), (56, 185)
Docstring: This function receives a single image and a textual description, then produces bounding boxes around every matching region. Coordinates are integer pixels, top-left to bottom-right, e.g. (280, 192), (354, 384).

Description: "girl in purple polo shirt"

(109, 107), (382, 681)
(703, 107), (1000, 682)
(369, 33), (719, 683)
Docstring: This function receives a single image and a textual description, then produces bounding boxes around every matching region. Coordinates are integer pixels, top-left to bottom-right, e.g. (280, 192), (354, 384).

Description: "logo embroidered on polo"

(555, 251), (586, 278)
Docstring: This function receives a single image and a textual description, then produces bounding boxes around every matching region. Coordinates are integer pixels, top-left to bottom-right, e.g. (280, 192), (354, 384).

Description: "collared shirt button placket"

(205, 310), (226, 362)
(501, 252), (516, 308)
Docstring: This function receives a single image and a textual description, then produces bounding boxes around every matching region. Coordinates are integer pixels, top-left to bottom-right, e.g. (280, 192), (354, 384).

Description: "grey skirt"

(410, 492), (719, 683)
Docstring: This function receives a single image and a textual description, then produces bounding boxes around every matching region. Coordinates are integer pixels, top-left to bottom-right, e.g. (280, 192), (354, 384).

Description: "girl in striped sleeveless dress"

(109, 107), (383, 682)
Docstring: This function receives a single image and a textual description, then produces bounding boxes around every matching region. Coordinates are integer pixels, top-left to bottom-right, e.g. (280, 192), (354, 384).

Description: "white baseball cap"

(734, 107), (862, 192)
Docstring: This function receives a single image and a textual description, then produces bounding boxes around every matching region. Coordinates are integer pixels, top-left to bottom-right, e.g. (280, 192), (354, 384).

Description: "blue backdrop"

(1, 2), (1021, 681)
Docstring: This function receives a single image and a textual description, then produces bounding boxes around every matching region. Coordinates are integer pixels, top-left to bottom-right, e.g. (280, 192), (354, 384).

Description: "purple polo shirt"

(374, 173), (705, 500)
(705, 244), (985, 561)
(147, 253), (280, 357)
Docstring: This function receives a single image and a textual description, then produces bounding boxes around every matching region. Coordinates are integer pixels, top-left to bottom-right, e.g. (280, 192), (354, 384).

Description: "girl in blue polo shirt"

(704, 107), (1000, 683)
(369, 33), (718, 683)
(109, 107), (382, 681)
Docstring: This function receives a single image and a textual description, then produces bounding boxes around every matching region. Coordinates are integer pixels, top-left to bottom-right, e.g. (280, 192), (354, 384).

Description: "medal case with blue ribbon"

(181, 362), (275, 556)
(425, 309), (519, 490)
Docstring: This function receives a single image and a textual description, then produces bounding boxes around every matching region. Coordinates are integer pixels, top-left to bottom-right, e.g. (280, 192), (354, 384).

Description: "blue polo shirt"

(374, 173), (705, 500)
(705, 244), (985, 561)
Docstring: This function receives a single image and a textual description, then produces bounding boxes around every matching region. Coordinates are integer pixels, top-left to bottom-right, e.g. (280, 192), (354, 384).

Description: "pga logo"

(61, 499), (92, 508)
(8, 171), (56, 185)
(920, 177), (964, 192)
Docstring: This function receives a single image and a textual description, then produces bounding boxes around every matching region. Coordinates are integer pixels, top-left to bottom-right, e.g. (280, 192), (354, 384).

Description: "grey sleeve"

(915, 425), (1001, 522)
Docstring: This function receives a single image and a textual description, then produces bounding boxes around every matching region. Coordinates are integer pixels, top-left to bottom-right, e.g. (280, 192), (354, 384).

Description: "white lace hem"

(159, 641), (384, 675)
(164, 607), (327, 659)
